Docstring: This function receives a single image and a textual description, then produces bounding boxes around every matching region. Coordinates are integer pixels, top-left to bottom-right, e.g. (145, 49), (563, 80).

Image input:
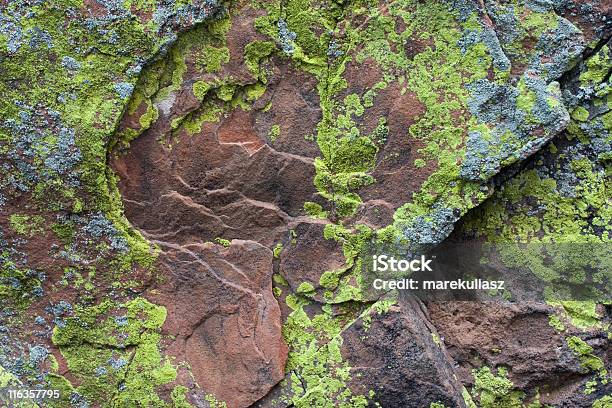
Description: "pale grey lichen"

(61, 56), (81, 71)
(277, 19), (297, 55)
(114, 82), (134, 99)
(460, 130), (501, 181)
(108, 356), (127, 370)
(95, 366), (108, 376)
(402, 206), (458, 246)
(83, 213), (129, 252)
(28, 345), (49, 365)
(530, 17), (584, 82)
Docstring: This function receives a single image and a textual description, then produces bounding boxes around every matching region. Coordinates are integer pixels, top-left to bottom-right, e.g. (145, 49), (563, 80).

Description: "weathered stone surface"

(429, 301), (611, 406)
(279, 221), (345, 294)
(1, 0), (610, 407)
(113, 128), (317, 247)
(151, 240), (286, 407)
(342, 297), (467, 407)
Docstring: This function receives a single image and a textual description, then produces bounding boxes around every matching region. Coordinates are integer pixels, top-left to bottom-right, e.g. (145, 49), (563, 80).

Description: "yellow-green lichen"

(50, 298), (181, 407)
(471, 366), (524, 408)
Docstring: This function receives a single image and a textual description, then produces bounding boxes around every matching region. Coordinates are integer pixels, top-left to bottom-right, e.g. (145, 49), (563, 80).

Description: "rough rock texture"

(0, 0), (610, 407)
(429, 302), (600, 400)
(341, 297), (467, 407)
(149, 241), (286, 407)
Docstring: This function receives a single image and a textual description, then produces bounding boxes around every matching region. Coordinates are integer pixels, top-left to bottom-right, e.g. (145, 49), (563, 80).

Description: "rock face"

(341, 297), (467, 407)
(155, 241), (286, 407)
(0, 0), (610, 407)
(430, 303), (584, 390)
(109, 9), (327, 403)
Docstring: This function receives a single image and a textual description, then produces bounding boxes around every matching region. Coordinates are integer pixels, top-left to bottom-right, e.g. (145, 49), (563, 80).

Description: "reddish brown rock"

(279, 220), (346, 294)
(151, 240), (286, 407)
(112, 107), (319, 406)
(359, 85), (431, 211)
(113, 119), (318, 247)
(428, 301), (610, 406)
(342, 296), (467, 407)
(251, 61), (322, 158)
(110, 7), (325, 404)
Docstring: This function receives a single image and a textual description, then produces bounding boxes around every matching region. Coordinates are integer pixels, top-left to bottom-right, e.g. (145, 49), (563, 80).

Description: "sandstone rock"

(342, 297), (468, 407)
(150, 240), (286, 407)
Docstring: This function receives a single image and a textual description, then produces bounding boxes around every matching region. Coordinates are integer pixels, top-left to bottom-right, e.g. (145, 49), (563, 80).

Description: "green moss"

(304, 202), (328, 219)
(106, 171), (160, 271)
(215, 84), (236, 101)
(463, 387), (477, 408)
(51, 221), (76, 244)
(273, 242), (284, 258)
(201, 44), (230, 73)
(282, 294), (372, 406)
(313, 157), (374, 218)
(516, 78), (537, 114)
(579, 46), (610, 87)
(171, 385), (193, 408)
(547, 314), (566, 332)
(566, 336), (607, 379)
(313, 126), (379, 217)
(214, 238), (231, 247)
(140, 101), (160, 129)
(472, 366), (525, 408)
(9, 214), (45, 237)
(0, 256), (45, 311)
(244, 40), (277, 77)
(185, 73), (269, 135)
(318, 223), (374, 303)
(557, 301), (602, 330)
(571, 106), (589, 122)
(273, 273), (289, 286)
(51, 297), (180, 407)
(592, 395), (612, 408)
(193, 80), (212, 100)
(319, 270), (340, 290)
(522, 10), (559, 37)
(182, 101), (224, 134)
(204, 394), (228, 408)
(268, 124), (281, 142)
(187, 16), (231, 75)
(297, 281), (315, 295)
(244, 82), (267, 101)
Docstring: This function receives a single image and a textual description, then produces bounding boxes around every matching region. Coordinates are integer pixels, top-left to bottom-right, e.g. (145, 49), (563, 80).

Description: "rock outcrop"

(0, 0), (609, 407)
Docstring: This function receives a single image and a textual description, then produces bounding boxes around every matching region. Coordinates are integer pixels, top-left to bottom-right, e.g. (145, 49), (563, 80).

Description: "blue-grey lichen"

(82, 213), (128, 252)
(28, 346), (49, 365)
(461, 73), (569, 182)
(277, 19), (296, 55)
(529, 17), (584, 82)
(114, 82), (134, 100)
(61, 56), (81, 72)
(401, 205), (459, 246)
